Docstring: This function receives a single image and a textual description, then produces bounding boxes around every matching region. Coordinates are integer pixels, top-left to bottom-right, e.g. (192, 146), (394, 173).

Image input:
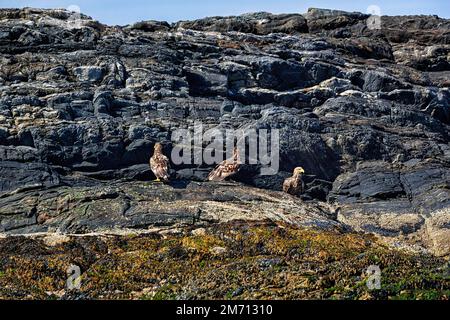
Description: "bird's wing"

(282, 179), (290, 193)
(207, 160), (239, 181)
(160, 154), (170, 168)
(283, 178), (297, 194)
(207, 161), (226, 181)
(283, 179), (292, 193)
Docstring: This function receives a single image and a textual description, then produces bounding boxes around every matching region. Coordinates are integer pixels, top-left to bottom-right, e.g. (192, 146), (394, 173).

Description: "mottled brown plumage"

(150, 143), (170, 182)
(283, 167), (305, 196)
(207, 147), (241, 181)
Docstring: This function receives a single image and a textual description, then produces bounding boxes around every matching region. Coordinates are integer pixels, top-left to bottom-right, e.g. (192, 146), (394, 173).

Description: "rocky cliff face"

(0, 8), (449, 256)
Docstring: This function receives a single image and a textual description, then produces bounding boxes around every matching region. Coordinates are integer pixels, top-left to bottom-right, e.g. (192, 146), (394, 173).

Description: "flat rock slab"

(0, 180), (340, 235)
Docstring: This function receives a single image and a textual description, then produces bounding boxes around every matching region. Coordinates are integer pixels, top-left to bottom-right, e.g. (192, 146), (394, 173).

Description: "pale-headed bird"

(283, 167), (305, 196)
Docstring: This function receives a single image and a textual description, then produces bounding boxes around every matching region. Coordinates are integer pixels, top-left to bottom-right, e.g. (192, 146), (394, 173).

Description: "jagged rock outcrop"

(175, 12), (308, 34)
(0, 8), (449, 255)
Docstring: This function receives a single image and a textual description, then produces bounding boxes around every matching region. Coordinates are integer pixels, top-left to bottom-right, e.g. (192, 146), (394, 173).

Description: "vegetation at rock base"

(0, 221), (448, 300)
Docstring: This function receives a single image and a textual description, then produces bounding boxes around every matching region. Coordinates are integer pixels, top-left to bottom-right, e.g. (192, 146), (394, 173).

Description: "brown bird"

(283, 167), (305, 196)
(149, 143), (170, 182)
(207, 147), (241, 181)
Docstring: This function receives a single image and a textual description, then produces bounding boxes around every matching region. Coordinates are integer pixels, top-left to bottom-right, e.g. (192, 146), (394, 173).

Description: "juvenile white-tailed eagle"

(207, 147), (241, 181)
(150, 142), (170, 182)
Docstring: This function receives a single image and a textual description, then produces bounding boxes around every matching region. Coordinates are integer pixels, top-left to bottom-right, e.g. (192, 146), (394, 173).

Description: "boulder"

(126, 20), (171, 32)
(73, 66), (104, 82)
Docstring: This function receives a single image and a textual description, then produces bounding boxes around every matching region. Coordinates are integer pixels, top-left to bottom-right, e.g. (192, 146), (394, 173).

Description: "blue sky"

(1, 0), (449, 25)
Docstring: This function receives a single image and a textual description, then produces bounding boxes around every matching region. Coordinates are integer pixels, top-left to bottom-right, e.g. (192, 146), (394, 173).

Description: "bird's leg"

(154, 178), (161, 182)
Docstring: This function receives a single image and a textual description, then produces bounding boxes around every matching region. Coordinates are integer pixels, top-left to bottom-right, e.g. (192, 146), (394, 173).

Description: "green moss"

(152, 285), (177, 300)
(0, 223), (448, 300)
(391, 289), (450, 300)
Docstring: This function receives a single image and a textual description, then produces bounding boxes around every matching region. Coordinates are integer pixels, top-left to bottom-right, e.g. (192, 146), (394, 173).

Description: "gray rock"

(176, 12), (308, 35)
(126, 20), (171, 32)
(184, 66), (228, 97)
(0, 161), (60, 194)
(73, 66), (105, 82)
